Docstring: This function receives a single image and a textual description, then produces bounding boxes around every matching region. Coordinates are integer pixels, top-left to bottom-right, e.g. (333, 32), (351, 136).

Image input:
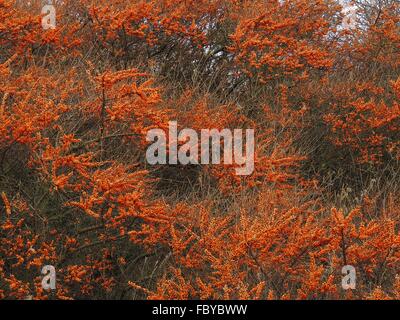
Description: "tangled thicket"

(1, 0), (400, 300)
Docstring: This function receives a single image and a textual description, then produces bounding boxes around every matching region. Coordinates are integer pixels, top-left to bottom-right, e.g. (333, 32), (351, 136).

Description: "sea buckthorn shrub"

(1, 0), (400, 300)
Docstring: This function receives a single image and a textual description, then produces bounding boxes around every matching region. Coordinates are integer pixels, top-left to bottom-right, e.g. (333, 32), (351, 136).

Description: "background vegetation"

(0, 0), (400, 299)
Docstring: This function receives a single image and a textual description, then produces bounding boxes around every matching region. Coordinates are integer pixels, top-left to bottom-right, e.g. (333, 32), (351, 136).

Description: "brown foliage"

(0, 0), (400, 300)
